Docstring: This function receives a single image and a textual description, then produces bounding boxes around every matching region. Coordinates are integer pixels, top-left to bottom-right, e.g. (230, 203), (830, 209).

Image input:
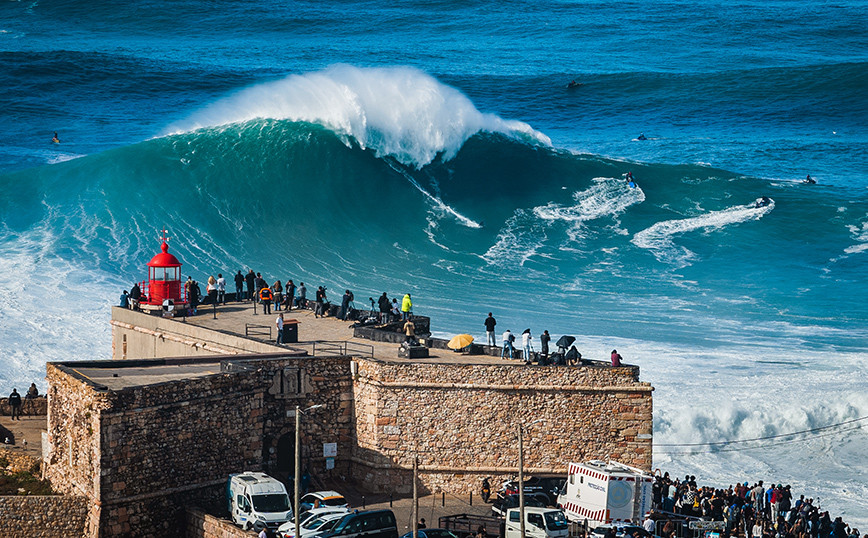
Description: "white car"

(279, 508), (350, 538)
(300, 491), (349, 512)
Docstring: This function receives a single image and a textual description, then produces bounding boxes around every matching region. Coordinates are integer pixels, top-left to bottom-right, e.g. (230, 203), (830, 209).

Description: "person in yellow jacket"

(401, 293), (412, 320)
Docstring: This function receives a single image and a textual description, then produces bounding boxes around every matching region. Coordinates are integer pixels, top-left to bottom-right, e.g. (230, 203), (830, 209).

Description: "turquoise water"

(0, 0), (866, 524)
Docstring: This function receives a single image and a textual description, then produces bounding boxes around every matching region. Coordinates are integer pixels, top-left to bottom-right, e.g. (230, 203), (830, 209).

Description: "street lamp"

(518, 419), (544, 538)
(295, 404), (324, 538)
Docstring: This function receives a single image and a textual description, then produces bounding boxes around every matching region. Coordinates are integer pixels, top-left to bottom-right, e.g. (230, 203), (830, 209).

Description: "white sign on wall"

(323, 442), (337, 458)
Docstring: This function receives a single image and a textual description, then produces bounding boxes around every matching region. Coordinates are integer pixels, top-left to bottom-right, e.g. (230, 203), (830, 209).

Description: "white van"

(227, 471), (293, 531)
(504, 507), (569, 538)
(557, 461), (653, 526)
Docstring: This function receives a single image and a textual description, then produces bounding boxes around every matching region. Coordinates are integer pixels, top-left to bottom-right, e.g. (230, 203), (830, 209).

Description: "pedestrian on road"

(484, 313), (497, 347)
(8, 389), (22, 420)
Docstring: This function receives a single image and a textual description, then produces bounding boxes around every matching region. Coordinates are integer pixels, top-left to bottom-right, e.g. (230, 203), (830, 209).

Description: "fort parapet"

(41, 307), (652, 536)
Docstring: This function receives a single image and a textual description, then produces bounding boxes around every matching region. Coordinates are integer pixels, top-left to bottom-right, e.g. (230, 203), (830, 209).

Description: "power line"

(653, 424), (864, 455)
(654, 415), (868, 447)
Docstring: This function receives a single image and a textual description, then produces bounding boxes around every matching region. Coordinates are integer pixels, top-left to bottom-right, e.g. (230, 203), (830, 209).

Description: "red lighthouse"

(141, 230), (186, 312)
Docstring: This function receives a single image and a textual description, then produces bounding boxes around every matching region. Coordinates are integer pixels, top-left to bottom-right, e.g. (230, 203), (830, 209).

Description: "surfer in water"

(51, 131), (59, 144)
(637, 133), (647, 141)
(804, 174), (816, 184)
(625, 171), (637, 189)
(567, 80), (583, 89)
(755, 196), (771, 208)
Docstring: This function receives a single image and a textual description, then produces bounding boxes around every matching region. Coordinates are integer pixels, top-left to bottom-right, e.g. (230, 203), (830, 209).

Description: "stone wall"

(0, 397), (47, 416)
(350, 360), (652, 494)
(0, 447), (41, 474)
(0, 495), (88, 537)
(186, 508), (257, 538)
(44, 354), (353, 537)
(110, 306), (281, 360)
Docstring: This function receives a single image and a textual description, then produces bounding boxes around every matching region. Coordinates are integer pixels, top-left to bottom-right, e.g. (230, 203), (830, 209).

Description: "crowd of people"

(647, 473), (860, 538)
(484, 313), (624, 366)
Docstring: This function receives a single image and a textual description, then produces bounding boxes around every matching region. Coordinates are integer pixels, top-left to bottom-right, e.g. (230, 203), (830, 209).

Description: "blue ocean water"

(1, 0), (866, 524)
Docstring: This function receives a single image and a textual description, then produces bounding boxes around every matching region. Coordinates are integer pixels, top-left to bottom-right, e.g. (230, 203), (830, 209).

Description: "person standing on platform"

(8, 388), (22, 420)
(275, 313), (284, 344)
(521, 329), (533, 364)
(129, 282), (141, 310)
(207, 276), (218, 305)
(234, 270), (245, 301)
(391, 298), (400, 321)
(540, 330), (551, 362)
(501, 329), (514, 359)
(285, 280), (296, 311)
(401, 293), (412, 320)
(189, 280), (201, 315)
(297, 282), (307, 309)
(216, 273), (226, 304)
(378, 292), (390, 322)
(403, 317), (416, 344)
(245, 270), (255, 302)
(484, 313), (497, 347)
(260, 286), (273, 315)
(120, 290), (129, 308)
(340, 289), (353, 320)
(272, 280), (283, 311)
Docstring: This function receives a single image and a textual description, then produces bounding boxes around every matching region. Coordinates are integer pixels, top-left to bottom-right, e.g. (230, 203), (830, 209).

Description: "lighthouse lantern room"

(143, 230), (186, 310)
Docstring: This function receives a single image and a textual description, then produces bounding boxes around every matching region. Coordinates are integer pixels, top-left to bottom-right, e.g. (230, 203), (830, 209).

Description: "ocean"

(1, 0), (866, 524)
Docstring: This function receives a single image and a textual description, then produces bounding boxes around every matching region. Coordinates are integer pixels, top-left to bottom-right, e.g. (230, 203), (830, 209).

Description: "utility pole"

(412, 456), (419, 538)
(518, 423), (525, 538)
(295, 404), (301, 538)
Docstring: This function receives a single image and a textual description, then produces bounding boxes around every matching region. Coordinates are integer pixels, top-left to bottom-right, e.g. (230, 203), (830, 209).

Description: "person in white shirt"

(501, 329), (514, 359)
(216, 273), (226, 305)
(521, 329), (533, 363)
(275, 313), (284, 344)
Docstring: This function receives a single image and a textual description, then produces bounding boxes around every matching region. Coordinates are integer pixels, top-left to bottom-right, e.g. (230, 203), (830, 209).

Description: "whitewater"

(1, 0), (867, 526)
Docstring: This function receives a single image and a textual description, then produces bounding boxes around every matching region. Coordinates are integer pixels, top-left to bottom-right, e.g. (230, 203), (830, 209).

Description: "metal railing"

(245, 323), (272, 339)
(292, 340), (375, 358)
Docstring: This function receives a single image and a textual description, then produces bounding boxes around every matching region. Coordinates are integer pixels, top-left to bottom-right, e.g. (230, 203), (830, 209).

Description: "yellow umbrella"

(447, 334), (474, 350)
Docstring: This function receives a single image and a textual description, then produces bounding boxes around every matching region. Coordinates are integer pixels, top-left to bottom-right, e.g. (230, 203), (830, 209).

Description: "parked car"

(590, 525), (653, 538)
(400, 529), (460, 538)
(499, 477), (565, 506)
(300, 491), (349, 512)
(492, 494), (546, 517)
(280, 510), (349, 538)
(312, 509), (398, 538)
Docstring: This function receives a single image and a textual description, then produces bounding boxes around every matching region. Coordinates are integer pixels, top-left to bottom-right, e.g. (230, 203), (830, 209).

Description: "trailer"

(556, 461), (653, 527)
(439, 514), (503, 538)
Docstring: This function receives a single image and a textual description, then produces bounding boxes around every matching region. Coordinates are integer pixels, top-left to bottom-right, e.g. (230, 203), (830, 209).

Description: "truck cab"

(227, 471), (293, 531)
(504, 507), (569, 538)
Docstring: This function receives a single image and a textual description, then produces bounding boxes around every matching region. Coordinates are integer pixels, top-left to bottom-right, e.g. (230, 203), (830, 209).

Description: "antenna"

(159, 228), (171, 244)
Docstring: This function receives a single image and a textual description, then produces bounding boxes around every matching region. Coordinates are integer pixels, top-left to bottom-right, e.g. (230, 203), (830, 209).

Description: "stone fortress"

(32, 304), (653, 536)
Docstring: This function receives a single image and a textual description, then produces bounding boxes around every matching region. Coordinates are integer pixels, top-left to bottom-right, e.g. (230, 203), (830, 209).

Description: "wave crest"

(167, 65), (550, 168)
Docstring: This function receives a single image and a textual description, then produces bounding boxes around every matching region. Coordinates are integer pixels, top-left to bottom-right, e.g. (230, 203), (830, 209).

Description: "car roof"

(307, 490), (344, 499)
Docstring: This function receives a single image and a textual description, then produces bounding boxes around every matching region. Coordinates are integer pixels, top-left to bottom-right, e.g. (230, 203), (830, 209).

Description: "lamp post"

(295, 404), (323, 538)
(518, 419), (544, 538)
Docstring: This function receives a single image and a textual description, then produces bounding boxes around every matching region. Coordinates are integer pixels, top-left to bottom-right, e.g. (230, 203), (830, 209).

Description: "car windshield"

(304, 517), (330, 530)
(320, 519), (340, 532)
(252, 493), (290, 513)
(321, 496), (347, 507)
(545, 512), (568, 530)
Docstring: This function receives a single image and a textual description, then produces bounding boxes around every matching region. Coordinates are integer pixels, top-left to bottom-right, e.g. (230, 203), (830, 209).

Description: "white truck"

(556, 461), (653, 526)
(504, 507), (569, 538)
(227, 471), (293, 532)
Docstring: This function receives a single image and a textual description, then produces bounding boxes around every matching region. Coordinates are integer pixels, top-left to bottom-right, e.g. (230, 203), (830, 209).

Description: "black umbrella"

(555, 335), (575, 348)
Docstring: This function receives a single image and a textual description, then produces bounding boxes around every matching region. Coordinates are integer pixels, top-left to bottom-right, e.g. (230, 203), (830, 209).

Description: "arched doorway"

(276, 432), (295, 490)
